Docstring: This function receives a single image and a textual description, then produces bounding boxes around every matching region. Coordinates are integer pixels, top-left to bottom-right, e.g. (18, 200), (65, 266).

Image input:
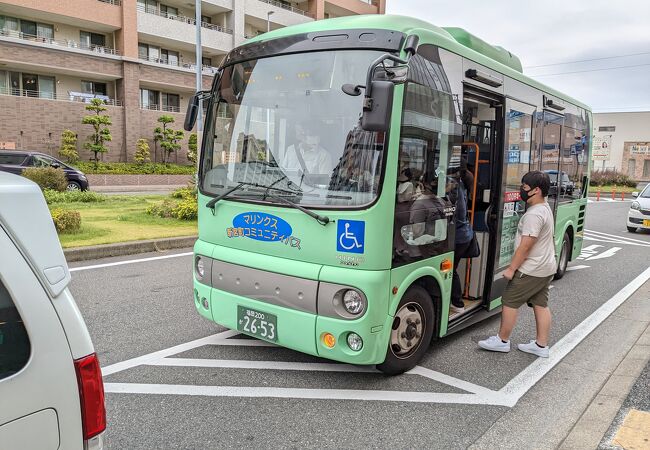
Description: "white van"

(0, 172), (105, 449)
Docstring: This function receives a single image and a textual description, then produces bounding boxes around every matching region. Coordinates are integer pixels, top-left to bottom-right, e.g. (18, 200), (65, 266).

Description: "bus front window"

(201, 50), (388, 208)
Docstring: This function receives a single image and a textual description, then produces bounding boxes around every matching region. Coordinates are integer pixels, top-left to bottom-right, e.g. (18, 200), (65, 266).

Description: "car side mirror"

(361, 81), (394, 132)
(184, 93), (200, 131)
(51, 162), (60, 169)
(632, 191), (639, 198)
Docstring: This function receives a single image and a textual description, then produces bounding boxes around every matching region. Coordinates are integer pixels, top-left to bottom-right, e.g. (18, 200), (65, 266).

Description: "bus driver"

(281, 122), (333, 175)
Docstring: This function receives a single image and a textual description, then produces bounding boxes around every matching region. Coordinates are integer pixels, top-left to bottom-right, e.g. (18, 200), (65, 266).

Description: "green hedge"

(22, 167), (67, 192)
(73, 162), (196, 175)
(589, 170), (637, 188)
(43, 189), (107, 204)
(50, 208), (81, 233)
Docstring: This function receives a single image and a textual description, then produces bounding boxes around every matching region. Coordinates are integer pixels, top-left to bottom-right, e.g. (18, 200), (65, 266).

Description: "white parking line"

(101, 266), (650, 407)
(70, 252), (193, 273)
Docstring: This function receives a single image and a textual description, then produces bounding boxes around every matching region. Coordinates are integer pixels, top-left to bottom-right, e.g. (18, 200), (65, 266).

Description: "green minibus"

(186, 15), (591, 374)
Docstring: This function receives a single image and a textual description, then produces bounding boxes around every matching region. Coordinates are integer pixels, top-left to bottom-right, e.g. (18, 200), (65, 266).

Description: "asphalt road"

(68, 199), (650, 449)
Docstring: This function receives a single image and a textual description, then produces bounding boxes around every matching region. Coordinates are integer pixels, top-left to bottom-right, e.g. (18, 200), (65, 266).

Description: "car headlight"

(342, 290), (365, 315)
(631, 201), (640, 210)
(195, 256), (205, 279)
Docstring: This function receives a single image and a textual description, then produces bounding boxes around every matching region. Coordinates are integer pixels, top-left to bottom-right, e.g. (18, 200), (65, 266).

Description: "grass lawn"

(53, 195), (197, 248)
(588, 185), (638, 194)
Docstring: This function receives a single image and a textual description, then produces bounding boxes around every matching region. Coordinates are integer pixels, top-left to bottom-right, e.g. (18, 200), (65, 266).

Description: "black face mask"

(520, 186), (535, 202)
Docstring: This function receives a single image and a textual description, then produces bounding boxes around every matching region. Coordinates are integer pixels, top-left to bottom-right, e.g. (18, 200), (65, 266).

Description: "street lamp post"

(194, 0), (203, 171)
(267, 11), (274, 32)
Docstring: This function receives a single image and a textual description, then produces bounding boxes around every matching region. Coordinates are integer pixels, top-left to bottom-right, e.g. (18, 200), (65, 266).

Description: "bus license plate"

(237, 306), (277, 342)
(644, 219), (650, 227)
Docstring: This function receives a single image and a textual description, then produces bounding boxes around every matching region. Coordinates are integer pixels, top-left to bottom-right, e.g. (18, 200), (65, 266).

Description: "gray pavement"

(68, 200), (650, 449)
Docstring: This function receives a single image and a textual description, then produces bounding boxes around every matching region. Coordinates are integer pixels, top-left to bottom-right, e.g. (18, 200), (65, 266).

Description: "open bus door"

(486, 98), (537, 306)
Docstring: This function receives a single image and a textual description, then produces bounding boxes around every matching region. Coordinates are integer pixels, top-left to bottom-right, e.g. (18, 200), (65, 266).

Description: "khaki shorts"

(502, 270), (553, 309)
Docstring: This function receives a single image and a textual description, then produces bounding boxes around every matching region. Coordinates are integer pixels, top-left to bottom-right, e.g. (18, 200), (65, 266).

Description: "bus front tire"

(554, 233), (571, 280)
(376, 285), (435, 376)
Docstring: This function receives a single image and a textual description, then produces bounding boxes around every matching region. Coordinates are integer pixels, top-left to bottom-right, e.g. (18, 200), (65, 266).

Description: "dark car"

(544, 170), (575, 196)
(0, 151), (89, 191)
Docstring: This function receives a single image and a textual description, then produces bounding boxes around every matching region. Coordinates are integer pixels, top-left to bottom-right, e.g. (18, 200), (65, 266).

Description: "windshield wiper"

(268, 195), (331, 226)
(206, 182), (246, 214)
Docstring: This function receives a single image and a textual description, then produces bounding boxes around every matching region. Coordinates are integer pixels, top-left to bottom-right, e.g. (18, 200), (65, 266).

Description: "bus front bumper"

(192, 271), (393, 366)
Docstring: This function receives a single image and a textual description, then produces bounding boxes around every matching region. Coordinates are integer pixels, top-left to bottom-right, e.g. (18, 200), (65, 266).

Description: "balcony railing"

(140, 103), (181, 113)
(98, 0), (121, 5)
(0, 88), (122, 106)
(0, 29), (120, 55)
(137, 5), (233, 34)
(258, 0), (313, 17)
(138, 55), (219, 74)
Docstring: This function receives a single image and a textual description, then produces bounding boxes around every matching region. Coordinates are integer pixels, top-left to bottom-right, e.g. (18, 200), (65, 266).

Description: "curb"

(559, 300), (650, 449)
(63, 235), (197, 262)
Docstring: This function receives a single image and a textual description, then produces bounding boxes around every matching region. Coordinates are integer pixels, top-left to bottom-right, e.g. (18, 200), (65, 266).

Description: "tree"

(59, 129), (79, 163)
(154, 115), (184, 164)
(187, 133), (198, 164)
(82, 98), (112, 165)
(134, 139), (151, 164)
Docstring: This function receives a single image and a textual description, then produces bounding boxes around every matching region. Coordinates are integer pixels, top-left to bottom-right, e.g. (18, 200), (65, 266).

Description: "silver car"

(627, 184), (650, 232)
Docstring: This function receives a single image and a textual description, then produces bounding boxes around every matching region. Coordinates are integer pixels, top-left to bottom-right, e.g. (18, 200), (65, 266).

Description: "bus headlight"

(195, 256), (205, 279)
(631, 201), (640, 210)
(343, 290), (365, 315)
(347, 333), (363, 351)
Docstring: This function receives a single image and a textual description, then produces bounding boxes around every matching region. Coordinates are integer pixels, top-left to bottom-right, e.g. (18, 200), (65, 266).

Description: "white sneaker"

(450, 304), (465, 314)
(478, 335), (510, 353)
(518, 340), (549, 358)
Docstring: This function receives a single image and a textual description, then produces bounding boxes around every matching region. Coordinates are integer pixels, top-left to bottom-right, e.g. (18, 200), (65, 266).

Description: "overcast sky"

(386, 0), (650, 112)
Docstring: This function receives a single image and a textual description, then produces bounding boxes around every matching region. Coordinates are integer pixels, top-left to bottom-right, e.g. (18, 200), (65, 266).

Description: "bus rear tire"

(554, 232), (570, 280)
(376, 285), (434, 375)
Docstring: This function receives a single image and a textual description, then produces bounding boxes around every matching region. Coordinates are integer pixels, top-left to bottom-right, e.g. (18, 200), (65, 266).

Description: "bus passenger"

(281, 123), (333, 175)
(450, 161), (475, 314)
(478, 171), (556, 358)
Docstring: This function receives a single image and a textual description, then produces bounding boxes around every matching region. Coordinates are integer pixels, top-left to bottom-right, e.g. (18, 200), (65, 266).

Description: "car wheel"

(66, 181), (81, 191)
(554, 232), (570, 280)
(376, 285), (435, 375)
(627, 226), (637, 233)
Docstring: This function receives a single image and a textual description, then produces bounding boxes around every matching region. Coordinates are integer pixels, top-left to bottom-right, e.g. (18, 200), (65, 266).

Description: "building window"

(201, 15), (211, 24)
(598, 126), (616, 132)
(644, 160), (650, 179)
(81, 81), (107, 96)
(0, 16), (52, 41)
(161, 49), (179, 66)
(628, 159), (636, 176)
(202, 56), (212, 67)
(160, 4), (178, 18)
(80, 31), (106, 50)
(162, 93), (180, 112)
(0, 16), (20, 36)
(137, 0), (158, 13)
(140, 88), (160, 109)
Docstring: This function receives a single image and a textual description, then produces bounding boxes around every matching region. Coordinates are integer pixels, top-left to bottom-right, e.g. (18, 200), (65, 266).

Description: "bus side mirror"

(184, 93), (200, 131)
(361, 81), (394, 132)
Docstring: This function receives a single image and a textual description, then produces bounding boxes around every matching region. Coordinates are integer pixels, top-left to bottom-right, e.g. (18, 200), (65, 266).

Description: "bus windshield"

(200, 50), (388, 208)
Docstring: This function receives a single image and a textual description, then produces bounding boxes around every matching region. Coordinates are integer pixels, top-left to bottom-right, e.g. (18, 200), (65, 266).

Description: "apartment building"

(0, 0), (385, 162)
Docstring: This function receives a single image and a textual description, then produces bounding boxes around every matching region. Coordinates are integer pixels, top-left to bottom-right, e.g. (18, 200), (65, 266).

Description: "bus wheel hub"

(391, 303), (425, 357)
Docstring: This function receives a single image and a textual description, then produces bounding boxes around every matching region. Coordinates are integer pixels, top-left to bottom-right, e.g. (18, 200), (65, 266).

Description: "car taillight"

(74, 353), (106, 441)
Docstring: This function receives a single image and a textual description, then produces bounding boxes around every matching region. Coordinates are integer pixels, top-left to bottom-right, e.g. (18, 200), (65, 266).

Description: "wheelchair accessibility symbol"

(337, 220), (365, 254)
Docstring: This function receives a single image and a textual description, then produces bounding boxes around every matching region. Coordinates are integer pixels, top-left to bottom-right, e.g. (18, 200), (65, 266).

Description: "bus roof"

(246, 15), (590, 112)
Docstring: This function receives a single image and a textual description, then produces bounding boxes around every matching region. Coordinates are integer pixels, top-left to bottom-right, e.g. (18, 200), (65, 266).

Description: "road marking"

(586, 247), (621, 260)
(100, 266), (650, 406)
(70, 252), (193, 273)
(586, 229), (650, 246)
(566, 265), (590, 271)
(499, 266), (650, 406)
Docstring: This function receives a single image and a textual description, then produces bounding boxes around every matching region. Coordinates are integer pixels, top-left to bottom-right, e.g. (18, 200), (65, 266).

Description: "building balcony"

(137, 5), (233, 53)
(245, 0), (314, 28)
(0, 88), (122, 106)
(138, 55), (219, 75)
(140, 103), (182, 113)
(0, 28), (120, 56)
(0, 0), (122, 29)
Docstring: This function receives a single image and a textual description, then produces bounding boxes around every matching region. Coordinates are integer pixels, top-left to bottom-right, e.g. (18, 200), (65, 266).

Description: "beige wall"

(1, 0), (122, 28)
(593, 112), (650, 172)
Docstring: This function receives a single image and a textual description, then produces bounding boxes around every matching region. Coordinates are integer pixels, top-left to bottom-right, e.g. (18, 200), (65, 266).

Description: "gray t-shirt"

(515, 201), (557, 277)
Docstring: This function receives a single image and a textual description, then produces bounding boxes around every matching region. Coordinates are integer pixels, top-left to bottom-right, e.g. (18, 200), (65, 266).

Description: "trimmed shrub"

(134, 139), (151, 164)
(73, 162), (195, 175)
(172, 197), (198, 220)
(589, 170), (637, 187)
(171, 186), (197, 200)
(145, 200), (176, 218)
(22, 167), (67, 192)
(43, 189), (107, 204)
(50, 208), (81, 233)
(59, 129), (79, 163)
